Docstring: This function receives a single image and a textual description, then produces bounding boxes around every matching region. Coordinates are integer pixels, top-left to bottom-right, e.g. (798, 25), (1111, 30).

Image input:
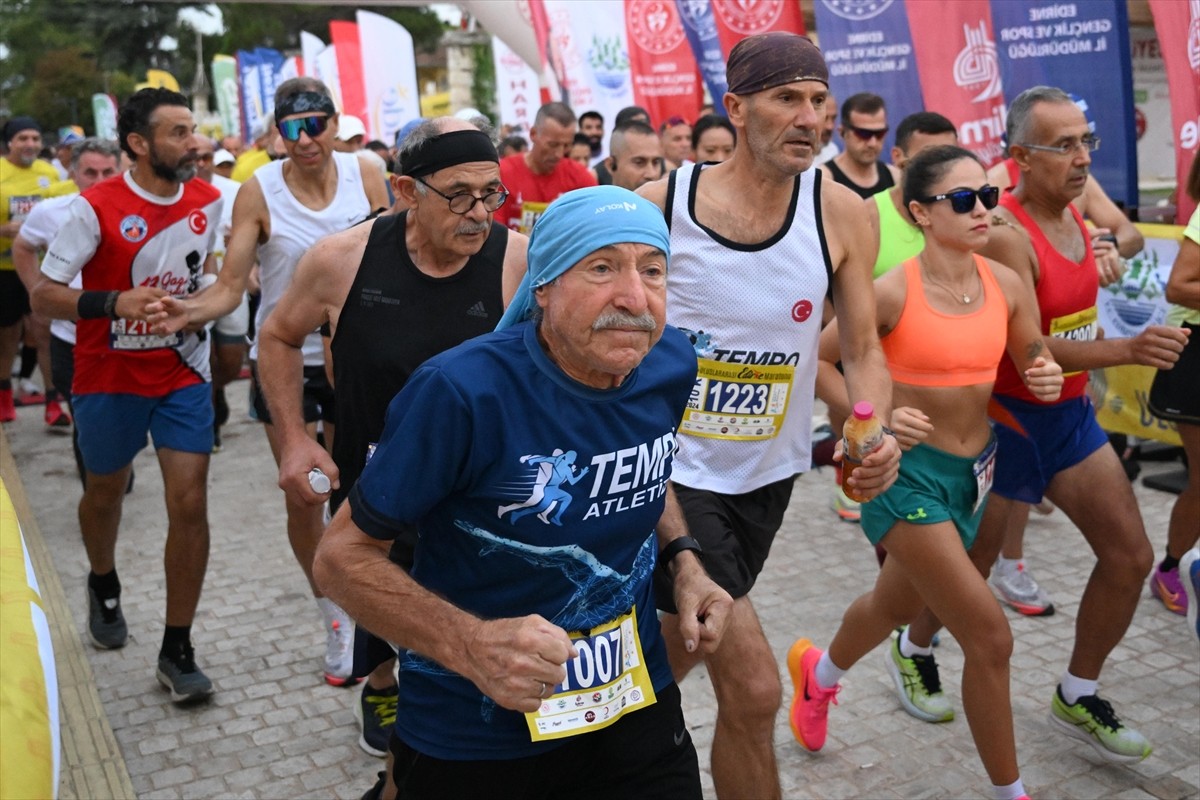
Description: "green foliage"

(471, 41), (496, 122)
(0, 1), (447, 131)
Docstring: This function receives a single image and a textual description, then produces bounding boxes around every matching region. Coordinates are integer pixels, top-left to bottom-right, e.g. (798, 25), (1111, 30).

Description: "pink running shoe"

(1149, 566), (1187, 616)
(787, 638), (839, 752)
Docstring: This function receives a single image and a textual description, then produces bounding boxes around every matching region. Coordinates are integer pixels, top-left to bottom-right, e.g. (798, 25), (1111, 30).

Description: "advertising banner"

(330, 21), (367, 127)
(358, 10), (421, 145)
(624, 0), (703, 125)
(210, 55), (240, 139)
(493, 35), (540, 134)
(1148, 0), (1200, 224)
(676, 0), (729, 109)
(542, 0), (635, 123)
(711, 0), (805, 58)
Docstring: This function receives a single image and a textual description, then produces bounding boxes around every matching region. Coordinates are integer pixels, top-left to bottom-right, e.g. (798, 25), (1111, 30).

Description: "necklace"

(920, 261), (979, 304)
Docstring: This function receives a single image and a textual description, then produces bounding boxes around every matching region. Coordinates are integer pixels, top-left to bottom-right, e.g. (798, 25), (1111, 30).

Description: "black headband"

(274, 91), (336, 122)
(403, 129), (498, 178)
(4, 116), (41, 143)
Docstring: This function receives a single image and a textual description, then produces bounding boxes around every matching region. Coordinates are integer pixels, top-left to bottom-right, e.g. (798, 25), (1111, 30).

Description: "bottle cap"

(852, 401), (874, 420)
(308, 468), (331, 494)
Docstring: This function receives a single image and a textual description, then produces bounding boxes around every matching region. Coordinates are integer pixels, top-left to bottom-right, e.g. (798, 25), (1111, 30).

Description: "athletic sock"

(899, 627), (933, 658)
(18, 345), (37, 379)
(1160, 553), (1180, 572)
(161, 625), (192, 656)
(316, 596), (342, 627)
(1059, 671), (1098, 705)
(991, 778), (1026, 800)
(814, 651), (847, 690)
(88, 569), (121, 599)
(995, 556), (1021, 575)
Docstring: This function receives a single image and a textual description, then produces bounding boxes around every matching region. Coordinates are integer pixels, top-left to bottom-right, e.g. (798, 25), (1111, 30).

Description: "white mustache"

(593, 311), (656, 331)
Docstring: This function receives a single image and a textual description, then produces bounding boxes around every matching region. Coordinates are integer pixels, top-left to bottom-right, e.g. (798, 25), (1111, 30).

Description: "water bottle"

(841, 401), (884, 504)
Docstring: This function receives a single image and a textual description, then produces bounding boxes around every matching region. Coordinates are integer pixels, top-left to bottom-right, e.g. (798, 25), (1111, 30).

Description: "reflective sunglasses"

(847, 126), (888, 142)
(919, 185), (1001, 214)
(276, 115), (330, 142)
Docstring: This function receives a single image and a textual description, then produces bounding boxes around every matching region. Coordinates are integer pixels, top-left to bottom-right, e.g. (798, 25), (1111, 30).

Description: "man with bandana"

(0, 115), (63, 422)
(313, 186), (732, 797)
(637, 32), (900, 798)
(256, 116), (528, 765)
(30, 89), (223, 703)
(148, 76), (389, 688)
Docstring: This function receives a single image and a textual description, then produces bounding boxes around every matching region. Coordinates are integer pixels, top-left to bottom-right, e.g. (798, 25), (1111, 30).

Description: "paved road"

(5, 386), (1198, 800)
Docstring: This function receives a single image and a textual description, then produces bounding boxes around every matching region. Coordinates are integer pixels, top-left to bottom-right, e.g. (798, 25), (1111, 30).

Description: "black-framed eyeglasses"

(413, 176), (508, 215)
(846, 126), (888, 142)
(919, 185), (1001, 214)
(1017, 136), (1100, 156)
(277, 115), (330, 142)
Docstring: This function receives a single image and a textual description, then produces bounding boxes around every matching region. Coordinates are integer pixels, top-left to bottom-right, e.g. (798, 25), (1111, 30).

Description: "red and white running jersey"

(41, 172), (222, 397)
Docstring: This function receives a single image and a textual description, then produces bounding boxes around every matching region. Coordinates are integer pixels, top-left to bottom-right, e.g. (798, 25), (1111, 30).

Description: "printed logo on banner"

(500, 49), (527, 75)
(953, 22), (1002, 102)
(677, 0), (717, 37)
(712, 0), (783, 35)
(821, 0), (894, 22)
(628, 0), (686, 54)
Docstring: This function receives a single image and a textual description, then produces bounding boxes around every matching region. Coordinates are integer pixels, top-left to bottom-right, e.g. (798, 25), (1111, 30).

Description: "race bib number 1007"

(524, 608), (656, 741)
(680, 357), (794, 441)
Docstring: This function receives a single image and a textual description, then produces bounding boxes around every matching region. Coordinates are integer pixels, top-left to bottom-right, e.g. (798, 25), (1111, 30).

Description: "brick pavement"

(4, 385), (1198, 800)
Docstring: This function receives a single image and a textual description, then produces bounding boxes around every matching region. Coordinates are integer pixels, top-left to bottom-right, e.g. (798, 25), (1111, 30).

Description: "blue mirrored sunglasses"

(277, 115), (329, 142)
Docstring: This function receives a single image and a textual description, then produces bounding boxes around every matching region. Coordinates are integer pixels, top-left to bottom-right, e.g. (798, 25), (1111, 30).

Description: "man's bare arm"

(502, 231), (529, 308)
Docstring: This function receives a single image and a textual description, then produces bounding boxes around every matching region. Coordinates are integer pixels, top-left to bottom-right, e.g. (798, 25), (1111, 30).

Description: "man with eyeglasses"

(821, 92), (900, 200)
(898, 85), (1188, 765)
(637, 33), (900, 799)
(496, 102), (597, 234)
(151, 76), (390, 689)
(254, 116), (527, 775)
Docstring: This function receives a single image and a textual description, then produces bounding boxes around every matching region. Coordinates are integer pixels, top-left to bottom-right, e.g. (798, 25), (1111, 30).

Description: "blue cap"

(496, 186), (670, 330)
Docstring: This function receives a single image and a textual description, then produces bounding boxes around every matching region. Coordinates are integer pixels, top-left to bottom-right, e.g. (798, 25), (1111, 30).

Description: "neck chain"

(920, 260), (979, 304)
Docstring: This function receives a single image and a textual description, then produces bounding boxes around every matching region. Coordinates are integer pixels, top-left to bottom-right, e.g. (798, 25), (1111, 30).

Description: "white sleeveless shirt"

(253, 150), (370, 365)
(666, 162), (831, 494)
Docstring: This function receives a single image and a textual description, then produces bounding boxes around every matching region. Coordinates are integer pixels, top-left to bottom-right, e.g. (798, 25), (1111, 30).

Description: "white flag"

(357, 9), (420, 146)
(492, 36), (539, 134)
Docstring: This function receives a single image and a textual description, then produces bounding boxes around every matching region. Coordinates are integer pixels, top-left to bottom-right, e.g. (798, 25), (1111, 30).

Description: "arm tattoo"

(1025, 340), (1044, 360)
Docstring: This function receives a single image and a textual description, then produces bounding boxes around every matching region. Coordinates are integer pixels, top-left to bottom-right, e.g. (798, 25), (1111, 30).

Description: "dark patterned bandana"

(726, 32), (829, 95)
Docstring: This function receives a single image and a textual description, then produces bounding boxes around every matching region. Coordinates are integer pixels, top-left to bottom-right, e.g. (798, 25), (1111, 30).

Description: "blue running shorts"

(73, 383), (214, 474)
(861, 439), (991, 550)
(987, 394), (1108, 505)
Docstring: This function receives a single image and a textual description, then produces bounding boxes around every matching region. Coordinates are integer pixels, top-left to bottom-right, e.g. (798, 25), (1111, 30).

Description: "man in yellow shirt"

(0, 116), (61, 421)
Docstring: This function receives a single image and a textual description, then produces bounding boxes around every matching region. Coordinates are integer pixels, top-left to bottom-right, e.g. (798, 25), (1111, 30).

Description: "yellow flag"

(144, 69), (181, 91)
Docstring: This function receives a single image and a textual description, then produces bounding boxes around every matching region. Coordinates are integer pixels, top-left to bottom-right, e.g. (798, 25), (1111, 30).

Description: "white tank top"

(666, 162), (831, 494)
(253, 150), (370, 365)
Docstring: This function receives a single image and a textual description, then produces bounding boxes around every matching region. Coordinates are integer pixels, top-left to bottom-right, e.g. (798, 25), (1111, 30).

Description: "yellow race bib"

(680, 357), (794, 441)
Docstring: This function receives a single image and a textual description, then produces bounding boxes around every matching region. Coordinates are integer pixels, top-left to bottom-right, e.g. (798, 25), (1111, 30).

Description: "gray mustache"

(457, 221), (489, 235)
(593, 311), (656, 331)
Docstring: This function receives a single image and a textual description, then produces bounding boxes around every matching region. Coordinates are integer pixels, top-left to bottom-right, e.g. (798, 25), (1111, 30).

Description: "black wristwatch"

(658, 536), (703, 571)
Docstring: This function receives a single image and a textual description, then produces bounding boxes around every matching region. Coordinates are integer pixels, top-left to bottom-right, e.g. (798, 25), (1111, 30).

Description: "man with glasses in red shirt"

(152, 77), (390, 688)
(820, 92), (900, 200)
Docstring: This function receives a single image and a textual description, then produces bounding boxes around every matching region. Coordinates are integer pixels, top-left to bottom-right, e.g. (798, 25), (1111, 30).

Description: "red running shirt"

(496, 154), (597, 234)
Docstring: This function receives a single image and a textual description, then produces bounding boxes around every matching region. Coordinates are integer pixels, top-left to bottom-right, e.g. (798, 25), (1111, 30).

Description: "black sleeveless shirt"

(824, 159), (895, 199)
(330, 211), (508, 511)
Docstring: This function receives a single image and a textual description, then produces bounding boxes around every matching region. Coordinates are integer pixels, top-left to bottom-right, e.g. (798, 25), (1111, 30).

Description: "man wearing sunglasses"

(637, 33), (900, 799)
(148, 77), (390, 689)
(900, 85), (1188, 766)
(821, 92), (901, 200)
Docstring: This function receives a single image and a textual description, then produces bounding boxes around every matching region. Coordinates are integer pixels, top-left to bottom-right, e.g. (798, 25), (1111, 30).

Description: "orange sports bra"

(881, 255), (1009, 387)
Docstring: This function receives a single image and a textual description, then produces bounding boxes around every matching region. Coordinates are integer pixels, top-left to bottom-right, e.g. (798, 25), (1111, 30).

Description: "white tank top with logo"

(666, 161), (831, 495)
(253, 150), (370, 365)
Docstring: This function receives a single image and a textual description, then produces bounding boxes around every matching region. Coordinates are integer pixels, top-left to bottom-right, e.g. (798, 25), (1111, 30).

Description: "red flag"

(1148, 0), (1200, 224)
(906, 0), (1006, 167)
(526, 0), (563, 104)
(711, 0), (805, 57)
(329, 21), (367, 125)
(624, 0), (703, 125)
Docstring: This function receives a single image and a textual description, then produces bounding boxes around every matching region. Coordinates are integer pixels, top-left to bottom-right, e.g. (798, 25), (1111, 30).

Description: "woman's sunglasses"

(919, 185), (1001, 214)
(277, 115), (330, 142)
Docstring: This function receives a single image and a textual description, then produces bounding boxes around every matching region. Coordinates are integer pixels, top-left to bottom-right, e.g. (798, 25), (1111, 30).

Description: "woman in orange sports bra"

(787, 146), (1063, 800)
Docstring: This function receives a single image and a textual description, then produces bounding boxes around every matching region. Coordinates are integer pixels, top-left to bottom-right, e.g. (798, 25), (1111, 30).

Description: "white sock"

(899, 627), (933, 658)
(316, 596), (344, 627)
(814, 651), (847, 689)
(995, 556), (1021, 575)
(1059, 671), (1098, 705)
(991, 778), (1026, 800)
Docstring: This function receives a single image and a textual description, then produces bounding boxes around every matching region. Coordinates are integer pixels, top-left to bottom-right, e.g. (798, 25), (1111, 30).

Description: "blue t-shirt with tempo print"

(349, 321), (696, 760)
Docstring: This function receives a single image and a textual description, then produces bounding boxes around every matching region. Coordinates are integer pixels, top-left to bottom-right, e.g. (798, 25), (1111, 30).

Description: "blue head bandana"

(496, 186), (670, 330)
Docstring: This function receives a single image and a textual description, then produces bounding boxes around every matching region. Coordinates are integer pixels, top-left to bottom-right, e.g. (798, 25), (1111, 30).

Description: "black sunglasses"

(919, 185), (1001, 214)
(277, 115), (330, 142)
(847, 126), (888, 142)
